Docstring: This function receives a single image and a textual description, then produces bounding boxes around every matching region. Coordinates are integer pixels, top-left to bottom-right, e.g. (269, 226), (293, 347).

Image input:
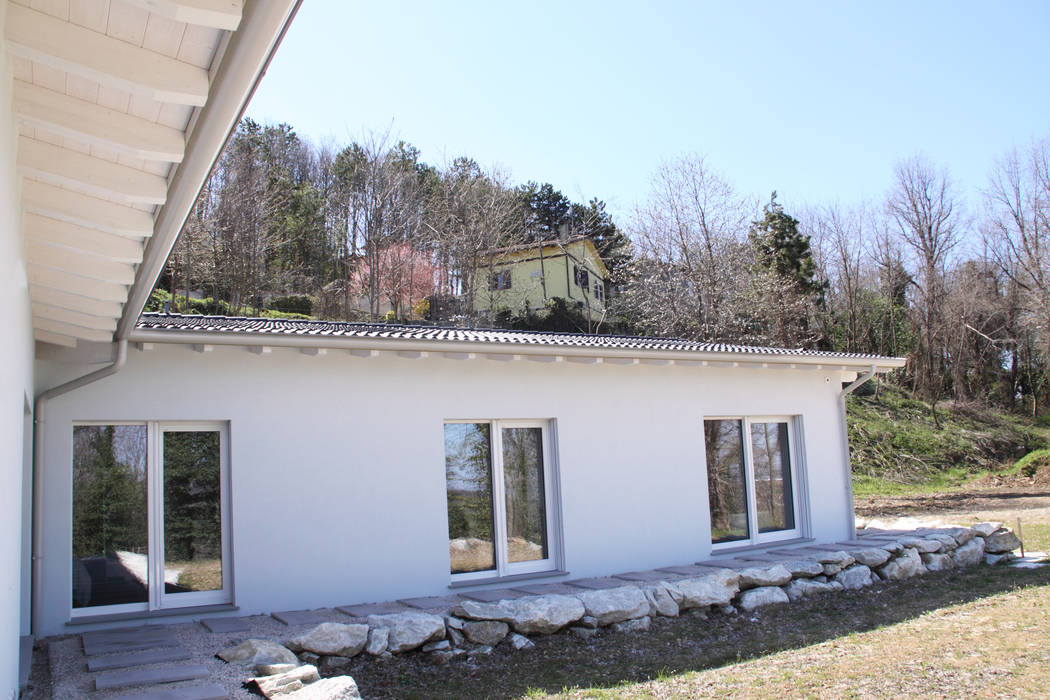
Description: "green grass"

(848, 382), (1050, 497)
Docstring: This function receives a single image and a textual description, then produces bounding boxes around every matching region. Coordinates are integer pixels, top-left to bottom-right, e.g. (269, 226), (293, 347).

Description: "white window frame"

(71, 420), (232, 617)
(445, 419), (561, 581)
(705, 415), (805, 550)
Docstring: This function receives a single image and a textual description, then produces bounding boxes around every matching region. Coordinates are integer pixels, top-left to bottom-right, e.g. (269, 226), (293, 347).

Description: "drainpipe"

(31, 338), (128, 636)
(839, 365), (877, 540)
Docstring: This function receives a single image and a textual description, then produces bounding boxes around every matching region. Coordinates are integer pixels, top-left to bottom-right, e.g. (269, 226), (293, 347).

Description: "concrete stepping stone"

(656, 565), (709, 576)
(457, 588), (527, 602)
(83, 629), (178, 657)
(336, 601), (408, 617)
(694, 558), (755, 570)
(397, 594), (463, 610)
(94, 663), (210, 691)
(109, 683), (227, 700)
(613, 570), (669, 582)
(511, 582), (579, 595)
(86, 647), (192, 672)
(270, 609), (326, 626)
(565, 577), (626, 590)
(199, 617), (251, 633)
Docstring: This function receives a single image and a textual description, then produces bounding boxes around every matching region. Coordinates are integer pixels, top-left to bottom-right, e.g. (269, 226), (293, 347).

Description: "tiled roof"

(135, 313), (902, 364)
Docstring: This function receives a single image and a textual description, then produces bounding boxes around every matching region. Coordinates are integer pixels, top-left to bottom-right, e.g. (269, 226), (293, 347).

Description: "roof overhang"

(127, 326), (909, 372)
(10, 0), (301, 350)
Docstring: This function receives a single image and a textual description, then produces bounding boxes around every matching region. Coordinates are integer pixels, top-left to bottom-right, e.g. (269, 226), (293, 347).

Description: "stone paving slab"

(694, 558), (756, 570)
(511, 582), (580, 595)
(733, 553), (788, 564)
(613, 570), (670, 582)
(337, 601), (409, 617)
(271, 609), (327, 626)
(109, 682), (227, 700)
(397, 594), (463, 610)
(94, 663), (210, 691)
(656, 565), (709, 576)
(86, 647), (192, 672)
(457, 588), (527, 602)
(198, 616), (252, 634)
(564, 577), (627, 590)
(83, 632), (179, 657)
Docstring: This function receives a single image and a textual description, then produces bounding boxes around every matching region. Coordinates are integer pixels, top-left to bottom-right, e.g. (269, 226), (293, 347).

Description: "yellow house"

(474, 237), (611, 322)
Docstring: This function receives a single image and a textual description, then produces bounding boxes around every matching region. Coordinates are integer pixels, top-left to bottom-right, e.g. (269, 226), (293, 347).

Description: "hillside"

(847, 382), (1050, 496)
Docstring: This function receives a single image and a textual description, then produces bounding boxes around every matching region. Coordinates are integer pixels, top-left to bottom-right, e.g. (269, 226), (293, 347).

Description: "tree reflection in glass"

(445, 423), (496, 573)
(705, 419), (749, 543)
(502, 427), (548, 562)
(751, 422), (794, 533)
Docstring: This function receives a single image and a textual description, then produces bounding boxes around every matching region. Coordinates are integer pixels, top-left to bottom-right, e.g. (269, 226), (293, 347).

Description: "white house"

(0, 1), (905, 696)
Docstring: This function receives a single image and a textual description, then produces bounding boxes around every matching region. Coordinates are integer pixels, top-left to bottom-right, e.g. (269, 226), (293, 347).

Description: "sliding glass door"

(72, 422), (230, 615)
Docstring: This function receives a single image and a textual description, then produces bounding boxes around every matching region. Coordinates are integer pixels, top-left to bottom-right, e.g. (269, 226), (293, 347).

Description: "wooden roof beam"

(5, 3), (210, 106)
(29, 286), (123, 318)
(27, 240), (137, 285)
(25, 213), (145, 263)
(22, 181), (154, 240)
(34, 328), (78, 348)
(28, 265), (127, 303)
(14, 80), (185, 163)
(19, 137), (168, 206)
(34, 317), (114, 343)
(121, 0), (243, 31)
(32, 303), (117, 332)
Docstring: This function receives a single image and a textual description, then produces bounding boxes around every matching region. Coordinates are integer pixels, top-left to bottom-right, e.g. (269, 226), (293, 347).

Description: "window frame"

(444, 418), (561, 582)
(704, 415), (806, 550)
(70, 420), (232, 618)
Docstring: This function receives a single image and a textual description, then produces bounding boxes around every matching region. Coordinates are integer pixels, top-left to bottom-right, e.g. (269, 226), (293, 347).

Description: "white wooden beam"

(348, 349), (377, 358)
(300, 347), (326, 356)
(25, 213), (145, 263)
(247, 345), (271, 355)
(396, 350), (422, 359)
(26, 239), (137, 284)
(28, 264), (127, 303)
(121, 0), (243, 30)
(29, 285), (123, 317)
(19, 137), (169, 205)
(602, 357), (637, 365)
(565, 356), (598, 364)
(34, 316), (114, 343)
(32, 303), (117, 331)
(5, 3), (210, 106)
(191, 344), (214, 353)
(22, 180), (155, 239)
(13, 80), (185, 163)
(135, 342), (155, 351)
(34, 328), (78, 348)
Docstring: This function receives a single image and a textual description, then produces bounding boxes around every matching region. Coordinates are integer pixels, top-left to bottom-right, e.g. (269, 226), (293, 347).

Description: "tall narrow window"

(704, 417), (801, 547)
(445, 420), (558, 579)
(72, 422), (231, 615)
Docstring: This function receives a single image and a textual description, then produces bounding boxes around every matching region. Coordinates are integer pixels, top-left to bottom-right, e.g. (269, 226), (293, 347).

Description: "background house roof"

(134, 313), (907, 369)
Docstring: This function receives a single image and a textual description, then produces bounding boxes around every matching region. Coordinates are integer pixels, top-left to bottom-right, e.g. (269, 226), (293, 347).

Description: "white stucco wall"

(0, 11), (33, 694)
(35, 342), (855, 637)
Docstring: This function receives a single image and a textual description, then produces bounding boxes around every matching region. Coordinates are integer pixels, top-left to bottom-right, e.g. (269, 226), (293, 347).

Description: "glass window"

(704, 417), (799, 546)
(445, 420), (557, 578)
(72, 422), (230, 615)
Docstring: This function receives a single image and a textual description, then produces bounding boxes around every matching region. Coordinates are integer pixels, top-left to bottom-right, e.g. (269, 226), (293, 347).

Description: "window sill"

(67, 603), (239, 627)
(709, 537), (814, 557)
(449, 569), (570, 589)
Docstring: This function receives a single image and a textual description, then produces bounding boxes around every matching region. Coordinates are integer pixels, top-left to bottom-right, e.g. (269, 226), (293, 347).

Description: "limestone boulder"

(983, 529), (1022, 554)
(451, 599), (511, 623)
(785, 578), (841, 601)
(365, 627), (388, 656)
(575, 586), (649, 626)
(972, 521), (1003, 537)
(287, 623), (369, 658)
(285, 676), (361, 699)
(921, 552), (955, 571)
(926, 533), (959, 551)
(462, 620), (509, 646)
(834, 564), (874, 590)
(985, 552), (1015, 566)
(738, 564), (792, 588)
(850, 548), (891, 568)
(366, 612), (445, 653)
(249, 665), (320, 698)
(952, 537), (986, 567)
(506, 595), (585, 635)
(898, 537), (941, 553)
(808, 550), (855, 568)
(509, 633), (535, 650)
(777, 558), (824, 578)
(948, 527), (976, 546)
(672, 569), (741, 609)
(737, 586), (789, 611)
(822, 563), (842, 576)
(877, 547), (924, 580)
(610, 616), (651, 633)
(217, 639), (298, 667)
(640, 581), (680, 617)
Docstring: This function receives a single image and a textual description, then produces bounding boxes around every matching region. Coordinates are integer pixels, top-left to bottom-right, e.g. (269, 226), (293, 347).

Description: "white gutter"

(127, 327), (909, 373)
(31, 339), (127, 635)
(838, 365), (879, 539)
(115, 0), (303, 340)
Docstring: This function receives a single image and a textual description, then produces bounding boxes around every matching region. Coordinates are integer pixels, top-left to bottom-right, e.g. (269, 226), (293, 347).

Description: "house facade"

(32, 315), (903, 638)
(473, 237), (610, 323)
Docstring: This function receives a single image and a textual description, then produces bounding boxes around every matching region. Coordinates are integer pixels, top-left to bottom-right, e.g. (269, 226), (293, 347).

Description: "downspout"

(31, 338), (127, 635)
(838, 365), (877, 539)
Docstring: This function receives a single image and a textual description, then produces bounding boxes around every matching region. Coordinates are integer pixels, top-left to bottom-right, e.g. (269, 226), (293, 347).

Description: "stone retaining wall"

(224, 522), (1023, 695)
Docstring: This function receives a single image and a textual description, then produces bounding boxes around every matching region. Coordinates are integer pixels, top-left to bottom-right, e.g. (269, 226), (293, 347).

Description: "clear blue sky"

(246, 1), (1050, 221)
